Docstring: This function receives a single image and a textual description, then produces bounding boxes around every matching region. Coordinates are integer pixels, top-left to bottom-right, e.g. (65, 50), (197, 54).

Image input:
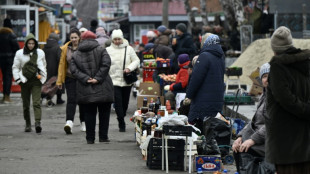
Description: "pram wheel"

(223, 154), (234, 164)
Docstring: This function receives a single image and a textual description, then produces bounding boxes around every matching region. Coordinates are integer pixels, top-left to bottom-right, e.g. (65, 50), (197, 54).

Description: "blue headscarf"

(203, 34), (220, 48)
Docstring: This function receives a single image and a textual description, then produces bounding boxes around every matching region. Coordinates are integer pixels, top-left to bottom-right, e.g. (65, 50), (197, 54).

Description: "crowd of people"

(0, 17), (309, 173)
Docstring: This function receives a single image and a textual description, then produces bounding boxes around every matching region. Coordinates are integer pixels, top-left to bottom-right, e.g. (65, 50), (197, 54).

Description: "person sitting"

(232, 63), (271, 173)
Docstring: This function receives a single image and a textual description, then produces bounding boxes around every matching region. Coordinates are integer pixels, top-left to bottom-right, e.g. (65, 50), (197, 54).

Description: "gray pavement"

(0, 93), (235, 174)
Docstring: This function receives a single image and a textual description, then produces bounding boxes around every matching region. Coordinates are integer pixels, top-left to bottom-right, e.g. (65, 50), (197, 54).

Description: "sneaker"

(80, 122), (86, 132)
(64, 120), (73, 134)
(35, 121), (42, 133)
(46, 100), (55, 107)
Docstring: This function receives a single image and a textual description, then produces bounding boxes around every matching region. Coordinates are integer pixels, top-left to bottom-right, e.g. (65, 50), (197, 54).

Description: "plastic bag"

(197, 137), (221, 155)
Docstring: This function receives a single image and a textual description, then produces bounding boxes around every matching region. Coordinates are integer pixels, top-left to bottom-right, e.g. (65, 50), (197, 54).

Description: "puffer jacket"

(0, 27), (20, 62)
(12, 34), (47, 84)
(186, 44), (225, 122)
(170, 61), (190, 92)
(266, 47), (310, 164)
(70, 39), (114, 104)
(154, 29), (172, 46)
(238, 91), (267, 156)
(106, 39), (140, 87)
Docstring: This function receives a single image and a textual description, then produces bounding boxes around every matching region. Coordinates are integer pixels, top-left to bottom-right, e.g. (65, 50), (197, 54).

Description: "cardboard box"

(139, 82), (161, 96)
(249, 83), (263, 96)
(137, 95), (164, 109)
(194, 155), (221, 172)
(249, 67), (263, 86)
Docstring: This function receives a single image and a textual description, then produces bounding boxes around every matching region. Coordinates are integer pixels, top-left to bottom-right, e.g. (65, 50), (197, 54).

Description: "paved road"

(0, 93), (235, 174)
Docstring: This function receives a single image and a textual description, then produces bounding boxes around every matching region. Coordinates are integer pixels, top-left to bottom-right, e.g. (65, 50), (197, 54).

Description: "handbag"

(41, 76), (58, 98)
(123, 46), (138, 84)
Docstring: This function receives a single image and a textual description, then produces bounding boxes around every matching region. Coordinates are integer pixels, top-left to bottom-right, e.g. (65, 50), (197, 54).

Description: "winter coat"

(43, 39), (61, 80)
(95, 32), (109, 47)
(266, 48), (310, 164)
(12, 35), (47, 84)
(170, 61), (189, 92)
(154, 29), (172, 46)
(56, 41), (76, 85)
(70, 39), (114, 104)
(106, 39), (140, 87)
(172, 33), (197, 73)
(153, 44), (174, 59)
(0, 27), (20, 64)
(238, 91), (267, 156)
(186, 44), (225, 122)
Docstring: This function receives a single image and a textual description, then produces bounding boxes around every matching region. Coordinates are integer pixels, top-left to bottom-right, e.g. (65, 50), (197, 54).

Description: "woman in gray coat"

(232, 63), (270, 173)
(70, 31), (114, 144)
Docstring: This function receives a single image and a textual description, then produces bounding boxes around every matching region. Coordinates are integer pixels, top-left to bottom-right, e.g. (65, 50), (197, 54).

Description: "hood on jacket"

(200, 44), (224, 58)
(111, 39), (129, 48)
(23, 33), (38, 54)
(44, 38), (59, 49)
(96, 31), (109, 39)
(270, 47), (310, 77)
(78, 39), (99, 52)
(0, 27), (13, 34)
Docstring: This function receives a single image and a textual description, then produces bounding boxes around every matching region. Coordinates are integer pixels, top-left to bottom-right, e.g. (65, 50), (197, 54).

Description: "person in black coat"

(266, 26), (310, 173)
(171, 23), (197, 74)
(0, 18), (20, 103)
(43, 33), (64, 106)
(70, 31), (114, 144)
(184, 33), (225, 129)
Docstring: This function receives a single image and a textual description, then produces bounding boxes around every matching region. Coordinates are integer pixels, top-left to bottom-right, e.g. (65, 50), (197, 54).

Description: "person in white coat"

(12, 33), (47, 133)
(106, 29), (140, 132)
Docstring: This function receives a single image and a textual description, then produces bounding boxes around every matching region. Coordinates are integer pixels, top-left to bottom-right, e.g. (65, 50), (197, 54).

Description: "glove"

(164, 85), (170, 91)
(183, 98), (191, 105)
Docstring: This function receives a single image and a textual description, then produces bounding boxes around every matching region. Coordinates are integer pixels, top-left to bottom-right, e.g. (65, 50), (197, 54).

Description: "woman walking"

(12, 33), (47, 133)
(56, 28), (85, 134)
(106, 29), (140, 132)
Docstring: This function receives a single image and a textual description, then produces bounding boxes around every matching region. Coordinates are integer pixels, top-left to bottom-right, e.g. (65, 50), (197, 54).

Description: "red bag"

(41, 76), (58, 98)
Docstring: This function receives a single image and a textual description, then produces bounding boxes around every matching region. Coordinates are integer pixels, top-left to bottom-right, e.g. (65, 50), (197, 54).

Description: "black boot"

(56, 94), (65, 104)
(25, 120), (32, 132)
(35, 121), (42, 133)
(117, 117), (126, 132)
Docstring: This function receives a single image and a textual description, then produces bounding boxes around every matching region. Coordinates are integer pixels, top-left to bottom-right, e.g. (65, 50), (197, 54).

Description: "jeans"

(114, 86), (132, 129)
(80, 102), (111, 141)
(65, 77), (84, 123)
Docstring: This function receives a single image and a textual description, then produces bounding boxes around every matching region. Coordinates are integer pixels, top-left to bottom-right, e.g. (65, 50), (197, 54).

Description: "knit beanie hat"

(259, 63), (270, 79)
(176, 23), (187, 33)
(144, 43), (154, 52)
(178, 54), (190, 64)
(111, 29), (124, 40)
(146, 31), (156, 38)
(79, 27), (88, 33)
(81, 30), (96, 40)
(271, 26), (293, 54)
(96, 27), (106, 35)
(157, 25), (167, 33)
(48, 33), (59, 41)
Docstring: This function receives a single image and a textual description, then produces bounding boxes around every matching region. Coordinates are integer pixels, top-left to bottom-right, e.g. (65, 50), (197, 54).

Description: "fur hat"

(48, 33), (59, 41)
(271, 26), (293, 54)
(111, 29), (124, 40)
(157, 25), (167, 33)
(259, 63), (270, 79)
(144, 43), (154, 52)
(81, 31), (96, 40)
(176, 23), (187, 33)
(146, 31), (156, 38)
(178, 54), (190, 64)
(79, 27), (88, 33)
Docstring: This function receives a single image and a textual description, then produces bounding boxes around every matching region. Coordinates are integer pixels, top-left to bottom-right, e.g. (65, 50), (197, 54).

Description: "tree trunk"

(200, 0), (208, 26)
(184, 0), (194, 33)
(162, 0), (169, 27)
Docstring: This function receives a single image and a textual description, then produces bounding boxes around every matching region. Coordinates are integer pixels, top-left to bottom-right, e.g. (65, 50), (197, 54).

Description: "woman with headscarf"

(184, 33), (225, 130)
(12, 33), (47, 133)
(106, 29), (140, 132)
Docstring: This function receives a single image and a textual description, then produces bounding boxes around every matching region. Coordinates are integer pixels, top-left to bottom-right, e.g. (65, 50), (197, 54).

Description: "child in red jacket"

(165, 54), (190, 94)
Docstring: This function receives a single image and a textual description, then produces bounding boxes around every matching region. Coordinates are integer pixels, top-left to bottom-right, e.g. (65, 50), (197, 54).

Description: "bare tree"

(218, 0), (245, 30)
(162, 0), (169, 27)
(200, 0), (208, 26)
(184, 0), (195, 33)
